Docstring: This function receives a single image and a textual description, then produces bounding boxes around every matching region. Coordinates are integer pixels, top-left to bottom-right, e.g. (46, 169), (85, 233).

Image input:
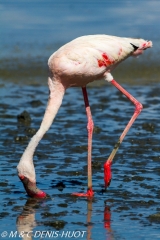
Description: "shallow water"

(0, 1), (160, 240)
(1, 81), (160, 240)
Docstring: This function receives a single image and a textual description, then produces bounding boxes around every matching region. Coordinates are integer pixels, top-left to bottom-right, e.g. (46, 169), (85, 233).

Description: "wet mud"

(0, 75), (160, 240)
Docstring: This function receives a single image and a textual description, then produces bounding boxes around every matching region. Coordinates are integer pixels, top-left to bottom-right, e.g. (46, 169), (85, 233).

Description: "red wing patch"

(118, 47), (122, 56)
(142, 42), (147, 48)
(97, 53), (114, 67)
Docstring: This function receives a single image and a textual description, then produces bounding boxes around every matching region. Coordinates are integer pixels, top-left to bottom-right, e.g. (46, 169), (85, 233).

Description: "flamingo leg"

(104, 79), (143, 188)
(72, 87), (94, 197)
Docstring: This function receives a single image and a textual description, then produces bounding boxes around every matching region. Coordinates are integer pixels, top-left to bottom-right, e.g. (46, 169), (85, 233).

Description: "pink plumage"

(48, 35), (152, 87)
(17, 35), (152, 198)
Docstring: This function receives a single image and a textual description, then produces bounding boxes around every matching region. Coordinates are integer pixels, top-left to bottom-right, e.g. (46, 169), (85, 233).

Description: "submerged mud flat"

(0, 76), (160, 239)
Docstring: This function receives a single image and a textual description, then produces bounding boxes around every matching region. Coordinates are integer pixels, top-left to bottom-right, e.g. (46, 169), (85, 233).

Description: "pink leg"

(104, 79), (143, 188)
(72, 87), (94, 197)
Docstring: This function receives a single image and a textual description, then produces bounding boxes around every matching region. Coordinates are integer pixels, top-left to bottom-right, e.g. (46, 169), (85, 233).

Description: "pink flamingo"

(17, 35), (152, 198)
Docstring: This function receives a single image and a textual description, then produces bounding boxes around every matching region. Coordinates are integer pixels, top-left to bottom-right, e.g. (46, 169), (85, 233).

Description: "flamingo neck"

(17, 78), (66, 182)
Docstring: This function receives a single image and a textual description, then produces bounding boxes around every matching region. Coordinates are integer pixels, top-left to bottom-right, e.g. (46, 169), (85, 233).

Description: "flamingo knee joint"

(134, 101), (143, 114)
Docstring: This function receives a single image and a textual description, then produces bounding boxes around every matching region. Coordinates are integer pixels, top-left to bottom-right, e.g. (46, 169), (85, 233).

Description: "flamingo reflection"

(104, 205), (114, 240)
(16, 199), (38, 240)
(17, 198), (114, 240)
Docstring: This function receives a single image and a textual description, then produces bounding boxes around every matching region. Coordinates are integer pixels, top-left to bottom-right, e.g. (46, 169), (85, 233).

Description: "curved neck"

(20, 78), (66, 163)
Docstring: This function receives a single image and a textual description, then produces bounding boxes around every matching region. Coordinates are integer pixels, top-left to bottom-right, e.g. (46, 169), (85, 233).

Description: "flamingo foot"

(72, 188), (94, 197)
(104, 161), (112, 188)
(19, 175), (47, 198)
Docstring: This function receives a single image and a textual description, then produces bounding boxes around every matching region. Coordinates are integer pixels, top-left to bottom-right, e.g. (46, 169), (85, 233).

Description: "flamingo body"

(17, 35), (152, 198)
(48, 35), (151, 87)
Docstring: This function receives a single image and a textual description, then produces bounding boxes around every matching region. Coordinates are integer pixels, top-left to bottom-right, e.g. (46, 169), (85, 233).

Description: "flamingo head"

(19, 175), (47, 198)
